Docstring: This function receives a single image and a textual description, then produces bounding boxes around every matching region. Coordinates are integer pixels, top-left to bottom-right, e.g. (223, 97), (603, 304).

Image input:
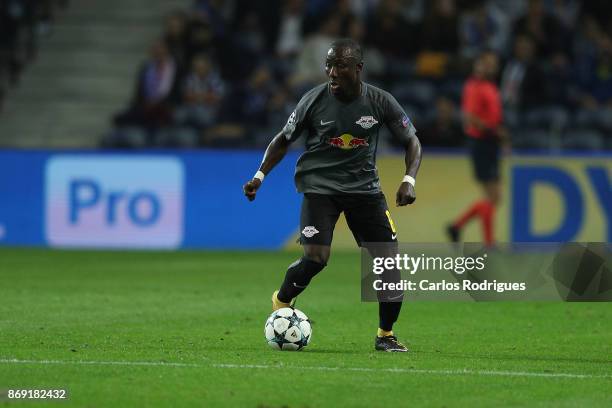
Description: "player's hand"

(396, 182), (416, 206)
(243, 178), (262, 201)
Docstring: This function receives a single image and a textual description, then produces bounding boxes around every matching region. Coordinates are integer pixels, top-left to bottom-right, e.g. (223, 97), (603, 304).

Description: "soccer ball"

(264, 307), (312, 351)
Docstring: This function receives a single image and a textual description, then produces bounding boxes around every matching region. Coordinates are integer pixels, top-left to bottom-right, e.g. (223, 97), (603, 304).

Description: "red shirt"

(461, 77), (502, 139)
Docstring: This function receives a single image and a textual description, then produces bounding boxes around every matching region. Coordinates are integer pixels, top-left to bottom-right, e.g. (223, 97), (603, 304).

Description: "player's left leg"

(344, 193), (408, 352)
(275, 245), (330, 308)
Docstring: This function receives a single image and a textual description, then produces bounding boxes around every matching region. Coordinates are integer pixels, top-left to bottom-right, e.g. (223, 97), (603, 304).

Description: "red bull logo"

(328, 133), (369, 150)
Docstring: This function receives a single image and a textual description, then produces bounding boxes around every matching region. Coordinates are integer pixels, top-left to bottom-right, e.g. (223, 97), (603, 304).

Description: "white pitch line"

(0, 358), (198, 368)
(1, 359), (610, 380)
(212, 363), (612, 379)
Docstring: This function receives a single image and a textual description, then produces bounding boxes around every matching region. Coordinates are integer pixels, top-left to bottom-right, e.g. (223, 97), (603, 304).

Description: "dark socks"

(379, 301), (403, 332)
(277, 257), (326, 302)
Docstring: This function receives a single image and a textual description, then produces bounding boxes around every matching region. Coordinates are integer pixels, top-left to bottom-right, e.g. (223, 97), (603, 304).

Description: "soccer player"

(243, 39), (422, 352)
(448, 51), (508, 246)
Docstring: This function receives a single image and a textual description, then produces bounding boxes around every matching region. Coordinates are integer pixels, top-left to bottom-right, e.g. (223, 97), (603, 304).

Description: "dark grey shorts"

(299, 193), (398, 246)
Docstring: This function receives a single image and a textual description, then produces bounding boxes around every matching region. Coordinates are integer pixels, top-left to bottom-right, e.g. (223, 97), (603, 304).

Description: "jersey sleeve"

(383, 91), (417, 143)
(282, 93), (311, 142)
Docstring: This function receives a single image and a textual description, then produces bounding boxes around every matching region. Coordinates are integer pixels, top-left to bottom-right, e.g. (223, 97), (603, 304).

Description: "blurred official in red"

(448, 51), (509, 246)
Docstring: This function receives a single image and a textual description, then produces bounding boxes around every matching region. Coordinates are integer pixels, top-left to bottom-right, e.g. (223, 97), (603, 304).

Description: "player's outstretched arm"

(389, 120), (422, 207)
(243, 131), (291, 201)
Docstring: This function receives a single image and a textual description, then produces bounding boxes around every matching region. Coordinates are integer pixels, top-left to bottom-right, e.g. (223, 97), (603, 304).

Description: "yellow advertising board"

(285, 153), (611, 249)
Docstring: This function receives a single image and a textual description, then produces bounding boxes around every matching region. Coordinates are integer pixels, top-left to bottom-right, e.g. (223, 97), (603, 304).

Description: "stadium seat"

(503, 109), (520, 130)
(391, 81), (436, 109)
(101, 127), (147, 148)
(597, 110), (612, 131)
(511, 128), (553, 150)
(572, 109), (596, 128)
(523, 106), (569, 131)
(155, 127), (199, 148)
(437, 79), (464, 103)
(252, 127), (278, 148)
(561, 129), (604, 151)
(573, 107), (612, 132)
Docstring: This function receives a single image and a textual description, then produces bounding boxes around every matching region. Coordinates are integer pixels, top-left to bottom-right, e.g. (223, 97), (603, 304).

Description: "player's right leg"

(272, 194), (340, 311)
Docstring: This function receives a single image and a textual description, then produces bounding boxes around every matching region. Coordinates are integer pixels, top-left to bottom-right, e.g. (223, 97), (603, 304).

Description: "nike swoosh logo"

(320, 120), (334, 126)
(392, 234), (397, 240)
(293, 282), (308, 289)
(387, 293), (404, 300)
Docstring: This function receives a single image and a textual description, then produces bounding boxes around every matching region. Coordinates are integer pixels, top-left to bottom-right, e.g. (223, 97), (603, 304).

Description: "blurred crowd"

(104, 1), (612, 150)
(0, 0), (67, 111)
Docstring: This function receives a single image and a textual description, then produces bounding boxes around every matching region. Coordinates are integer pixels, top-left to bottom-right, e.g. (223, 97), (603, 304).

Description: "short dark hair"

(329, 38), (363, 62)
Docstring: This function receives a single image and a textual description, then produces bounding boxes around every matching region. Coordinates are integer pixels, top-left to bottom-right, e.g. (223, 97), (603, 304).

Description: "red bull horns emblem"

(328, 133), (369, 149)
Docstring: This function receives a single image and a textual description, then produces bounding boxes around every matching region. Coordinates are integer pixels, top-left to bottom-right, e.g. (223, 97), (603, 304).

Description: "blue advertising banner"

(0, 150), (609, 248)
(0, 150), (302, 249)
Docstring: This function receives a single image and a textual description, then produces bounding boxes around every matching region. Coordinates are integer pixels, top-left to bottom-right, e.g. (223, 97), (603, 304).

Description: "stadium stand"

(0, 0), (190, 147)
(1, 0), (612, 151)
(1, 0), (66, 111)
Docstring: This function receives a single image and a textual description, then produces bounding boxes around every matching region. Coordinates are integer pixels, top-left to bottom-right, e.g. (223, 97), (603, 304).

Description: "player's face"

(325, 47), (362, 97)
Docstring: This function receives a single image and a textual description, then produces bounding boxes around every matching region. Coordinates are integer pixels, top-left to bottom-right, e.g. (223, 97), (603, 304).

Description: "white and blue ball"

(264, 307), (312, 351)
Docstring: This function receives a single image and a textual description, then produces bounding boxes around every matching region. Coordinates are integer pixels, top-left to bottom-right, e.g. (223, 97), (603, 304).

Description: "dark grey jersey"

(282, 82), (416, 195)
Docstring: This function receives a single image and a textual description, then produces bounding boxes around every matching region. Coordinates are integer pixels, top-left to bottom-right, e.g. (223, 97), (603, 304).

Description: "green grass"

(0, 249), (610, 407)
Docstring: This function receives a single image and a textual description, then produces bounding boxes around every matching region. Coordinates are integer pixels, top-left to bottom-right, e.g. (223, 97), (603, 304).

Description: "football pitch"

(0, 249), (610, 407)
